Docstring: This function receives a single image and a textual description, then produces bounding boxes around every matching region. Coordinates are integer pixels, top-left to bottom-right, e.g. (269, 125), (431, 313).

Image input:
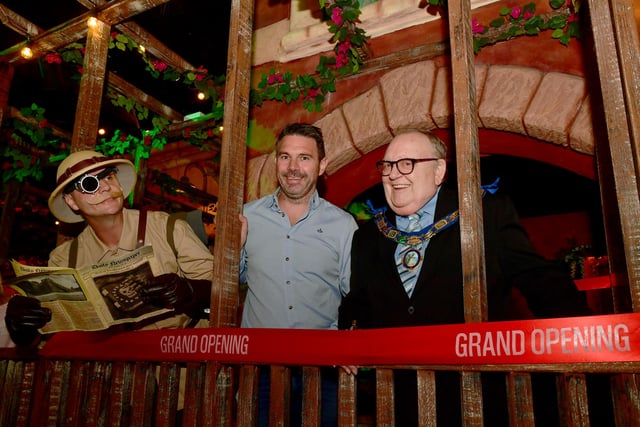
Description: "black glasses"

(64, 167), (118, 194)
(375, 158), (440, 176)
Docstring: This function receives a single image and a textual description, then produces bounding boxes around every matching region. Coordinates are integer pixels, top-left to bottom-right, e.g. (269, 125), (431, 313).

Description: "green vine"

(3, 0), (583, 186)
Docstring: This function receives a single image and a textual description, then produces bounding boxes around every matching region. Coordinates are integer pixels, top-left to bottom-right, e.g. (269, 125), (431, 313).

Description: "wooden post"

(447, 0), (486, 424)
(204, 0), (254, 426)
(71, 17), (110, 150)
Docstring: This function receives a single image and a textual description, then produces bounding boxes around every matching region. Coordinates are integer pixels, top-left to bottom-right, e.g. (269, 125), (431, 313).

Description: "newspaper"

(7, 245), (171, 333)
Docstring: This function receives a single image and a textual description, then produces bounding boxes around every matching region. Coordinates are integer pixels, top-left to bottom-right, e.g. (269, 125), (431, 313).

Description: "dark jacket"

(338, 186), (592, 426)
(339, 185), (590, 329)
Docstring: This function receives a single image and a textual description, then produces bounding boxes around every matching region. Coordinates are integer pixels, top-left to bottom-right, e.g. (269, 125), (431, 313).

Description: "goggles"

(64, 167), (118, 194)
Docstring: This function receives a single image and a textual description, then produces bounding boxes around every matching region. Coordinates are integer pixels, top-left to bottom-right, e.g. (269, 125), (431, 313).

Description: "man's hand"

(5, 295), (51, 346)
(239, 214), (248, 247)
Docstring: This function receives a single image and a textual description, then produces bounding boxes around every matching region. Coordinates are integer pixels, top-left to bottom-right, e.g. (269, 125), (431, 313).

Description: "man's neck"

(86, 210), (125, 249)
(278, 191), (312, 226)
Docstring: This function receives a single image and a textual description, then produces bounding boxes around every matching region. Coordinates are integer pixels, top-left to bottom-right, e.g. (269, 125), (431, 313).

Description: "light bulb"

(20, 46), (33, 59)
(98, 128), (106, 136)
(87, 17), (98, 28)
(197, 92), (206, 101)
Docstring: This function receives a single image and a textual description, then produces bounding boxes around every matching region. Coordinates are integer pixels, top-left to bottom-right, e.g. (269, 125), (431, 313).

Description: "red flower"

(144, 135), (152, 146)
(195, 66), (208, 82)
(510, 6), (522, 19)
(267, 73), (283, 85)
(523, 11), (534, 20)
(38, 119), (47, 128)
(77, 66), (84, 74)
(59, 142), (67, 150)
(472, 18), (485, 35)
(207, 129), (214, 137)
(152, 60), (168, 72)
(184, 128), (191, 138)
(2, 161), (11, 170)
(331, 7), (343, 26)
(45, 53), (62, 64)
(111, 31), (118, 39)
(16, 161), (23, 168)
(305, 88), (319, 100)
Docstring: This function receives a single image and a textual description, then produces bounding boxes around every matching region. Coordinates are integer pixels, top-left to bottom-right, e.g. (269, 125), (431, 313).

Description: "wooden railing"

(2, 312), (639, 427)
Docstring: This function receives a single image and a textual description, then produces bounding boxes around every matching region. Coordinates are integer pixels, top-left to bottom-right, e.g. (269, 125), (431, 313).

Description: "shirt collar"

(396, 186), (441, 230)
(269, 188), (320, 213)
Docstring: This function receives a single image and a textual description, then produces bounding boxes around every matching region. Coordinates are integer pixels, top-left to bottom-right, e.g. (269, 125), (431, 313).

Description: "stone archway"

(245, 61), (597, 206)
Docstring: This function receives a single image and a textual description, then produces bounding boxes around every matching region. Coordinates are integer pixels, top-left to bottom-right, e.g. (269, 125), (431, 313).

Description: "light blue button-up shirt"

(394, 187), (441, 292)
(240, 189), (358, 329)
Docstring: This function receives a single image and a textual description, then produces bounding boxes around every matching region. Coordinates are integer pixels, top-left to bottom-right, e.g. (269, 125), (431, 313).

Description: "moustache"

(87, 190), (123, 205)
(284, 172), (306, 179)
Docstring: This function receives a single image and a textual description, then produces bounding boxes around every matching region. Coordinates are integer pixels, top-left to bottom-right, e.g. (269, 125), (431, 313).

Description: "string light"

(138, 45), (146, 54)
(98, 128), (106, 136)
(197, 91), (206, 101)
(87, 17), (98, 28)
(20, 46), (33, 59)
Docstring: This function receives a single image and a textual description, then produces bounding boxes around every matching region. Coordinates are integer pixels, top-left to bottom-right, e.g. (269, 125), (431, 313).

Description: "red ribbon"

(41, 313), (640, 366)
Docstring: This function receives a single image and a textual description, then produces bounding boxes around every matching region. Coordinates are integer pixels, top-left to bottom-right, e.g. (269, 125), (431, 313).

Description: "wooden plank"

(236, 365), (259, 427)
(587, 0), (640, 311)
(270, 366), (291, 426)
(107, 72), (184, 122)
(155, 362), (179, 427)
(84, 361), (109, 427)
(337, 370), (357, 427)
(130, 362), (155, 427)
(611, 373), (640, 426)
(447, 0), (485, 423)
(416, 370), (436, 427)
(106, 362), (132, 427)
(376, 368), (395, 426)
(182, 363), (205, 427)
(64, 361), (90, 427)
(213, 365), (235, 427)
(301, 367), (321, 427)
(209, 0), (254, 328)
(70, 17), (110, 150)
(556, 373), (590, 426)
(506, 372), (535, 427)
(461, 372), (483, 427)
(41, 360), (67, 426)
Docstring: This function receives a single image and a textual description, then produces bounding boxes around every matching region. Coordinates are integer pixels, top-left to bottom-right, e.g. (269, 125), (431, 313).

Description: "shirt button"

(288, 305), (293, 310)
(408, 306), (415, 315)
(286, 235), (290, 239)
(285, 257), (289, 261)
(286, 280), (291, 285)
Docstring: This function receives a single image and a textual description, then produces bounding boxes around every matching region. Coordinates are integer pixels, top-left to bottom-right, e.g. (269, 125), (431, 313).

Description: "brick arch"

(246, 61), (596, 205)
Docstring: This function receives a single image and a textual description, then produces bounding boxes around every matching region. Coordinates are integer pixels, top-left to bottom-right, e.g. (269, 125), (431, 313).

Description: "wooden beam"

(0, 4), (40, 37)
(107, 72), (184, 122)
(71, 18), (110, 149)
(77, 0), (196, 71)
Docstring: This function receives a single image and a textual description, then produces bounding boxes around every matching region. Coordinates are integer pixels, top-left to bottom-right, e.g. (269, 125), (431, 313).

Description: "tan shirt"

(49, 208), (214, 329)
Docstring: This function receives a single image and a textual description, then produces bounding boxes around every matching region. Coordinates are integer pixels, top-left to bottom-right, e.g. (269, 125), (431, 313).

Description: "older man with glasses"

(339, 130), (592, 426)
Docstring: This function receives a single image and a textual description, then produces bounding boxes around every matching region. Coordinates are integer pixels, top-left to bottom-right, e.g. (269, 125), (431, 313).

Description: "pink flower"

(195, 65), (208, 82)
(523, 11), (534, 20)
(304, 89), (320, 101)
(331, 7), (343, 26)
(471, 18), (485, 35)
(337, 40), (351, 55)
(76, 66), (84, 74)
(45, 53), (62, 64)
(568, 13), (578, 23)
(510, 6), (522, 19)
(267, 73), (283, 85)
(152, 60), (167, 72)
(111, 32), (118, 39)
(335, 52), (349, 69)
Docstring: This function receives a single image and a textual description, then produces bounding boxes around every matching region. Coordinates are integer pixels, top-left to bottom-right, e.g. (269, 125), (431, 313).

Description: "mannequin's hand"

(5, 295), (51, 346)
(141, 273), (195, 313)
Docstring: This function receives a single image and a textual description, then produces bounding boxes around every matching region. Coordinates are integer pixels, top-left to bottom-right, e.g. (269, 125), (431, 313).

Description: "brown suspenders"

(68, 209), (148, 268)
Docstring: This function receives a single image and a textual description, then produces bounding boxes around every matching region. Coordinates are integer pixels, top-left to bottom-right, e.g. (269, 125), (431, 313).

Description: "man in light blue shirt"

(238, 123), (357, 426)
(239, 123), (357, 329)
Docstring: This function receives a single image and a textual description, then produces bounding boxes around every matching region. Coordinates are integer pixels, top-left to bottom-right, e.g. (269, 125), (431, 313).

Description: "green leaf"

(551, 28), (564, 39)
(490, 17), (505, 28)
